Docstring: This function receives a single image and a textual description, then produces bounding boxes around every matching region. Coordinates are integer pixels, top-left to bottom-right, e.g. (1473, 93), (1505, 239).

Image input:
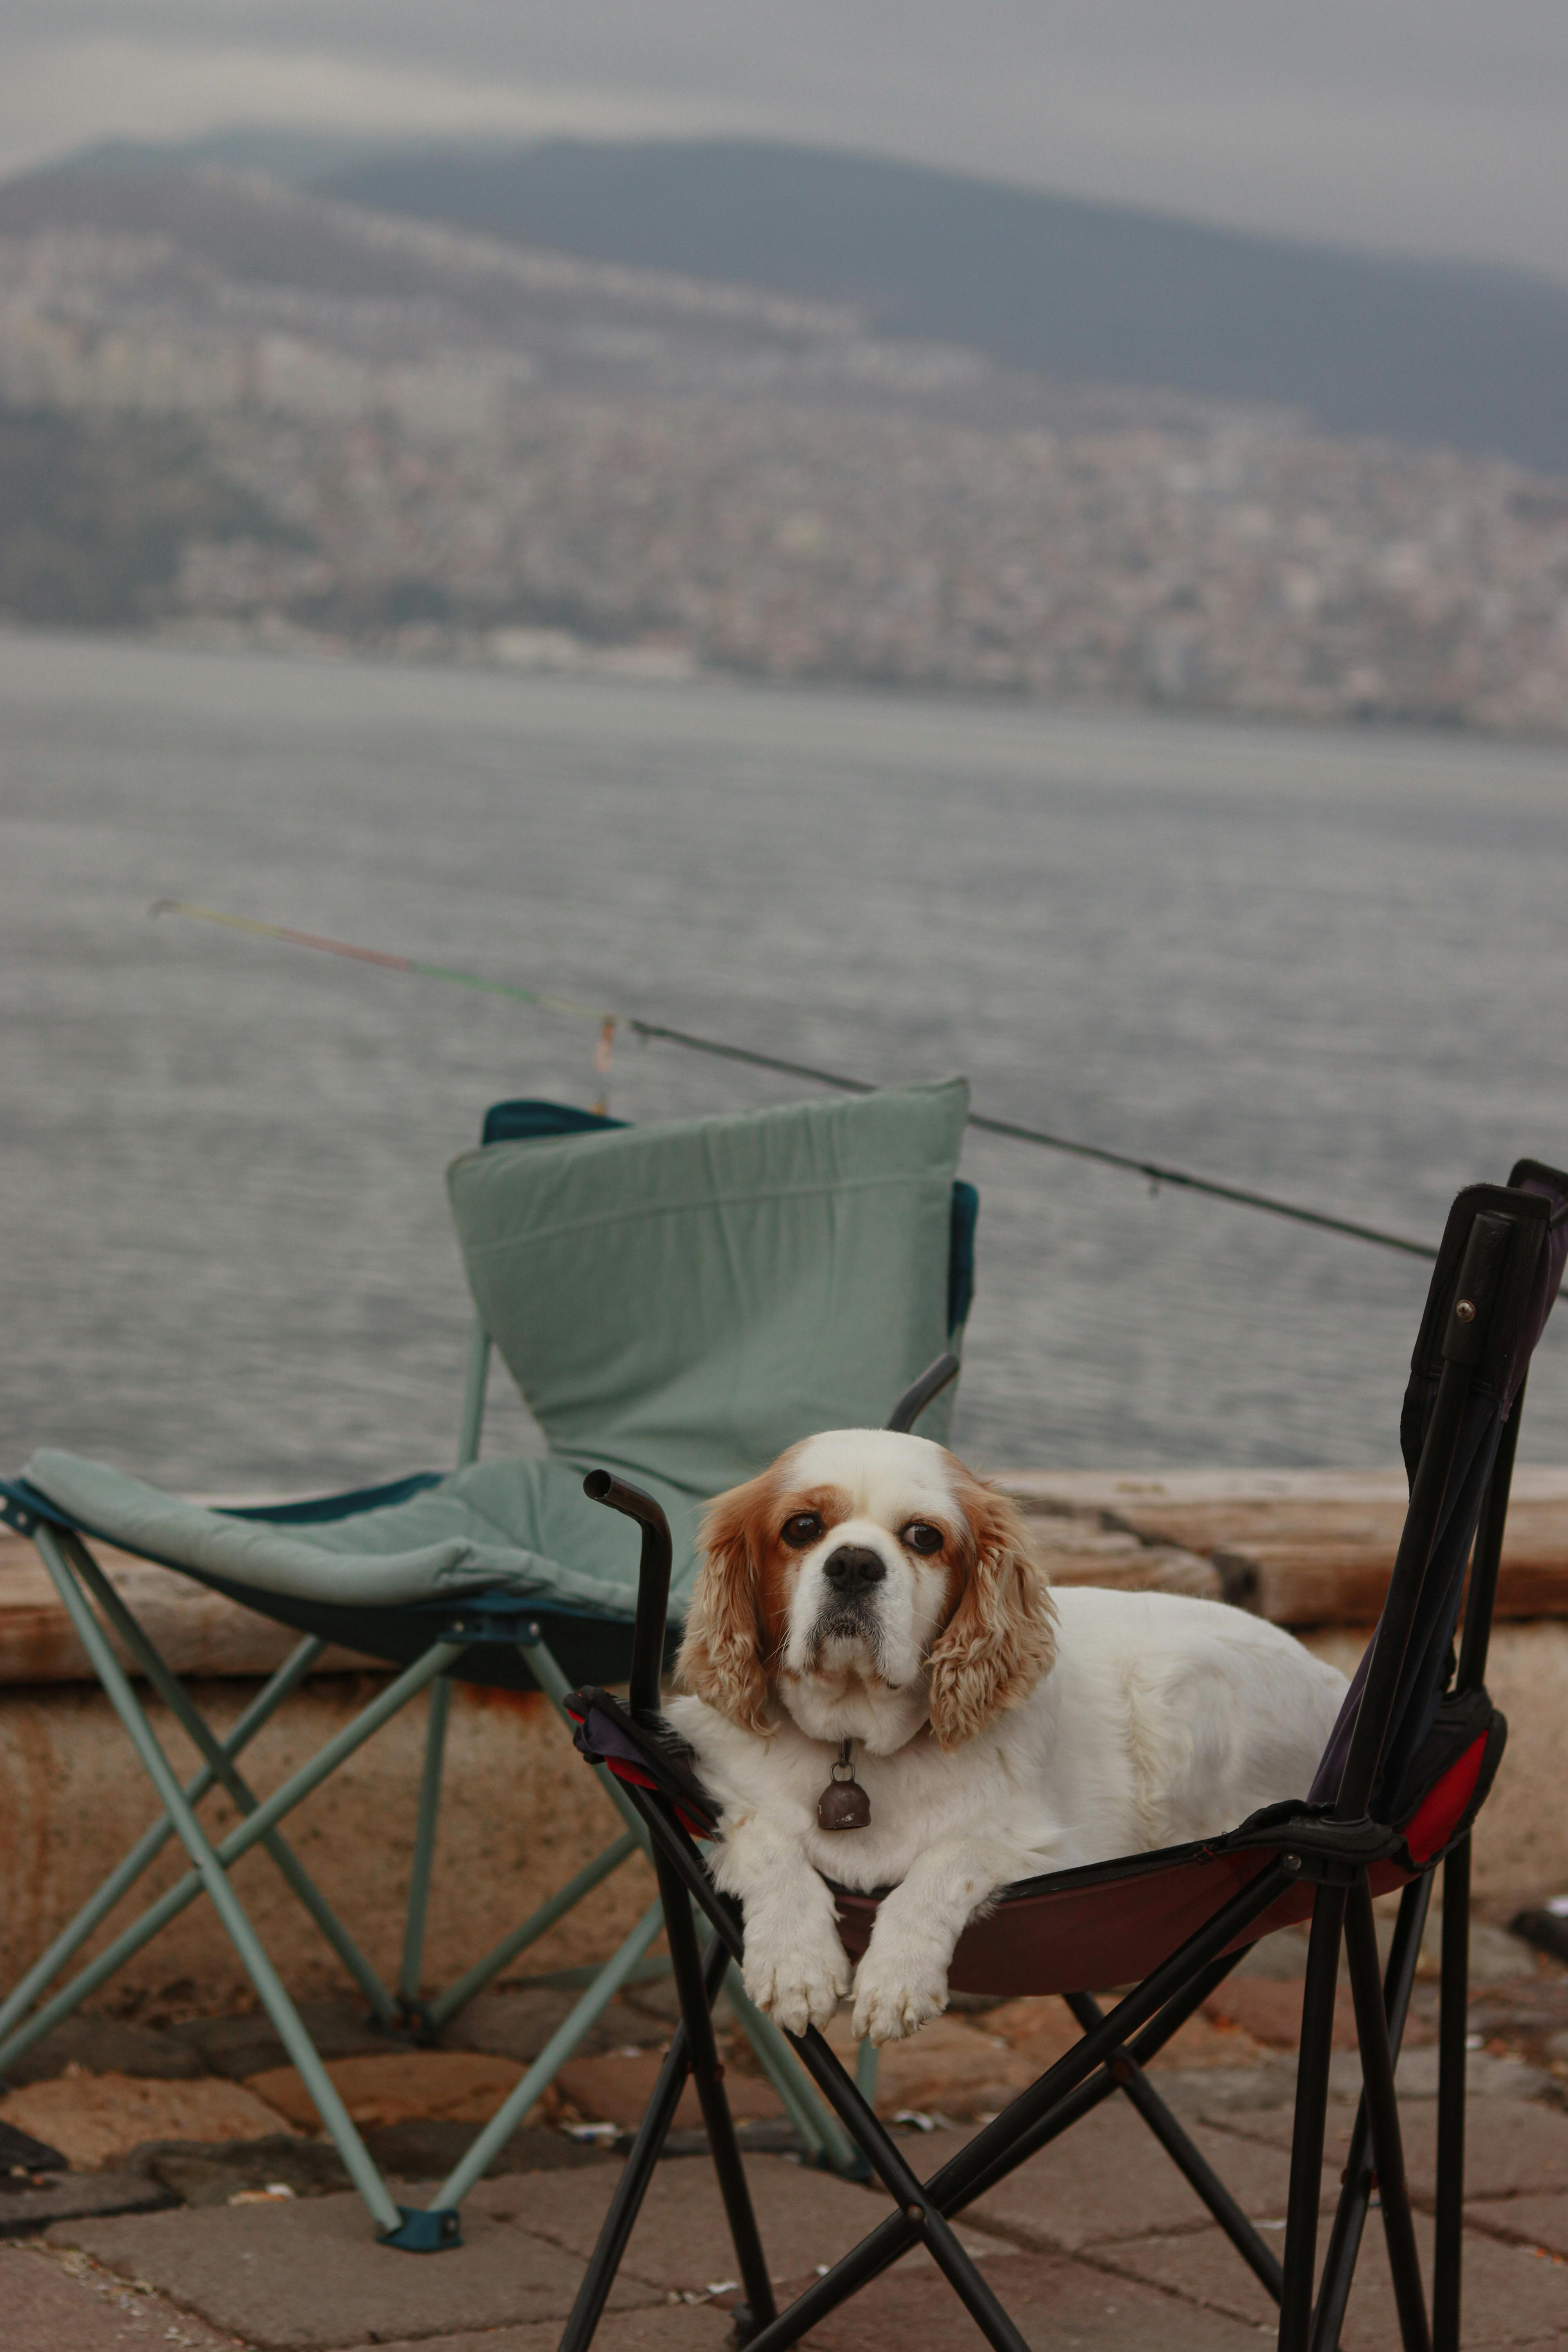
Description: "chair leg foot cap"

(380, 2205), (462, 2252)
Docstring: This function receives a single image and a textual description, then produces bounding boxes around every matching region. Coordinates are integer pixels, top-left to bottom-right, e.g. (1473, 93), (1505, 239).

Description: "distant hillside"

(0, 409), (293, 628)
(0, 161), (1250, 440)
(318, 137), (1568, 477)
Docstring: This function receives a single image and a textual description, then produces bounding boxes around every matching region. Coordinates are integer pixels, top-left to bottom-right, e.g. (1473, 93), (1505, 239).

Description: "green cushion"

(23, 1449), (701, 1615)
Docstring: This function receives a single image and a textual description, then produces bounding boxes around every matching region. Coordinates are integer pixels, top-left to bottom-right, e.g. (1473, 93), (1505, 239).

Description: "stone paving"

(7, 2058), (1568, 2348)
(4, 1930), (1568, 2349)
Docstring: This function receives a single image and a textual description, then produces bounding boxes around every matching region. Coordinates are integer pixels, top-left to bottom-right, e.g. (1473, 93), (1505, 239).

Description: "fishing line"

(152, 898), (1443, 1268)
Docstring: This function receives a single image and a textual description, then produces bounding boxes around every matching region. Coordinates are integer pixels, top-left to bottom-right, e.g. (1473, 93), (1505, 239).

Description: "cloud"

(0, 36), (731, 180)
(4, 4), (1568, 282)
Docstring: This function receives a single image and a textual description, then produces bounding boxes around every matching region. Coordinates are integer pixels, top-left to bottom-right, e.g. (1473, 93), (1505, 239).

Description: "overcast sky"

(6, 3), (1568, 283)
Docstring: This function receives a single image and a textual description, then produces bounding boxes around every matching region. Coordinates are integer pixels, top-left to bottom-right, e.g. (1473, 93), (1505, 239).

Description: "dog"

(666, 1428), (1348, 2046)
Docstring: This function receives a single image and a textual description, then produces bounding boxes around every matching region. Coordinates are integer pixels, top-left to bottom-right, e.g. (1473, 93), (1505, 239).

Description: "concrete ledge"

(0, 1674), (661, 2012)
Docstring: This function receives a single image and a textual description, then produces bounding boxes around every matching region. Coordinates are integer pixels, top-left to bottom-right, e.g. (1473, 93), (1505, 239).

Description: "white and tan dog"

(666, 1428), (1347, 2047)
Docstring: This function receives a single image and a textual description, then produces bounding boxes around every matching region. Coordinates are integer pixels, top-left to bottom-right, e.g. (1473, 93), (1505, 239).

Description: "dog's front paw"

(851, 1944), (949, 2046)
(743, 1933), (851, 2037)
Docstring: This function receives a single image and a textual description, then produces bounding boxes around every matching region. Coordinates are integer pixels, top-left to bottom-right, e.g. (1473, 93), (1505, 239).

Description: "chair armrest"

(583, 1471), (672, 1720)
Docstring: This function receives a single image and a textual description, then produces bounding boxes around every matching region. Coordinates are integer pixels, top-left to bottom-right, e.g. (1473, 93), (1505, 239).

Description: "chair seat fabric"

(567, 1685), (1502, 2002)
(827, 1710), (1500, 1996)
(21, 1448), (701, 1618)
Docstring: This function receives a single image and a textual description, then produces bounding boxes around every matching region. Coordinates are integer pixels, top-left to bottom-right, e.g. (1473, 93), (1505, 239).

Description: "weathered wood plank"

(1001, 1506), (1220, 1600)
(996, 1467), (1568, 1625)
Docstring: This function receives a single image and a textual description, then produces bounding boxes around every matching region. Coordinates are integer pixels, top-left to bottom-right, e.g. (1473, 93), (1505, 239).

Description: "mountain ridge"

(316, 134), (1568, 475)
(11, 131), (1568, 475)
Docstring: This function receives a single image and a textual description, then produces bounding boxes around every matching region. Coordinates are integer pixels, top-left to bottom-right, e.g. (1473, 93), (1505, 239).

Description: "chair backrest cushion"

(446, 1079), (969, 1499)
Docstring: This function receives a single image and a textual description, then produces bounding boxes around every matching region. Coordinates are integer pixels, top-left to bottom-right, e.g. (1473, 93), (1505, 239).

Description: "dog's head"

(676, 1428), (1056, 1754)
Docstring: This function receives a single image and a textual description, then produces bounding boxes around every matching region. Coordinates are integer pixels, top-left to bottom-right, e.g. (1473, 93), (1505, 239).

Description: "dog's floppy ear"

(927, 1477), (1056, 1752)
(676, 1474), (775, 1735)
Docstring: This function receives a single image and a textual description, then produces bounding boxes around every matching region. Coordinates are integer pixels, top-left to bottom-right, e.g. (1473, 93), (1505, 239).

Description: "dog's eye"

(781, 1512), (822, 1548)
(903, 1521), (945, 1555)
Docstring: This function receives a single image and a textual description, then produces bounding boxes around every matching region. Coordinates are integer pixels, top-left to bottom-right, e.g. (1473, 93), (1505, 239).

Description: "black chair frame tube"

(1310, 1872), (1433, 2352)
(958, 1944), (1254, 2194)
(582, 1471), (671, 1722)
(738, 1958), (1264, 2352)
(1428, 1360), (1524, 2352)
(1434, 1835), (1471, 2352)
(1456, 1370), (1524, 1696)
(1342, 1878), (1430, 2351)
(1064, 1988), (1285, 2301)
(1335, 1361), (1467, 1819)
(616, 1775), (1035, 2351)
(1277, 1883), (1352, 2352)
(559, 1927), (733, 2352)
(652, 1840), (778, 2340)
(1336, 1210), (1510, 1822)
(742, 1859), (1295, 2352)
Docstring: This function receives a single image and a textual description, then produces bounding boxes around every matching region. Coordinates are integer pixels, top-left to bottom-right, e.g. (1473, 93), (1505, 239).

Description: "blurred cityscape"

(2, 172), (1567, 736)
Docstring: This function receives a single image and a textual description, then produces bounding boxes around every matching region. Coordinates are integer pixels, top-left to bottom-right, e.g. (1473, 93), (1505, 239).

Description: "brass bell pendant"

(816, 1740), (871, 1831)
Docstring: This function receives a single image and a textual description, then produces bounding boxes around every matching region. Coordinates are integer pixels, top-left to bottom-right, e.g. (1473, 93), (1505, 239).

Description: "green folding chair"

(1, 1078), (973, 2245)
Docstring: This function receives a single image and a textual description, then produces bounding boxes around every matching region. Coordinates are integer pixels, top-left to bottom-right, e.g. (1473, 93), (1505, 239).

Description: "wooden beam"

(996, 1468), (1568, 1626)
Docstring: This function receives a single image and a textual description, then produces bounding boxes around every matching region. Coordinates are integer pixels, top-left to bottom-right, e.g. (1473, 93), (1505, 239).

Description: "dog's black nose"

(822, 1545), (887, 1593)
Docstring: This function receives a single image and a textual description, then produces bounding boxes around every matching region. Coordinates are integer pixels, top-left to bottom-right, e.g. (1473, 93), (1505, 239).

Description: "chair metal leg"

(655, 1845), (779, 2343)
(1433, 1838), (1471, 2352)
(959, 1942), (1254, 2205)
(785, 2023), (1033, 2352)
(0, 1626), (454, 2086)
(0, 1632), (323, 2071)
(421, 1619), (857, 2190)
(1342, 1878), (1430, 2352)
(59, 1532), (401, 2030)
(427, 1897), (668, 2210)
(739, 1942), (1264, 2352)
(33, 1525), (410, 2236)
(400, 1623), (852, 2182)
(414, 1633), (676, 2121)
(1278, 1884), (1349, 2352)
(425, 1830), (641, 2029)
(399, 1672), (452, 2023)
(1065, 1988), (1284, 2301)
(1311, 1873), (1432, 2352)
(560, 1931), (733, 2352)
(499, 1634), (859, 2171)
(716, 1958), (863, 2175)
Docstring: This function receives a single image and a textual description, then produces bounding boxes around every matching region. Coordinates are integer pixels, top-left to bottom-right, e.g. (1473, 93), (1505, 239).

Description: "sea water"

(5, 629), (1568, 1490)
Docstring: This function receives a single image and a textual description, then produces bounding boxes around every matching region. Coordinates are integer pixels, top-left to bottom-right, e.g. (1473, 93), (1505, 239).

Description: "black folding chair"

(555, 1161), (1568, 2352)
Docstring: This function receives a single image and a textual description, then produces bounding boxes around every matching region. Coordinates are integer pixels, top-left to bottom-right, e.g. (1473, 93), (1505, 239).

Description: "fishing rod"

(152, 898), (1444, 1269)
